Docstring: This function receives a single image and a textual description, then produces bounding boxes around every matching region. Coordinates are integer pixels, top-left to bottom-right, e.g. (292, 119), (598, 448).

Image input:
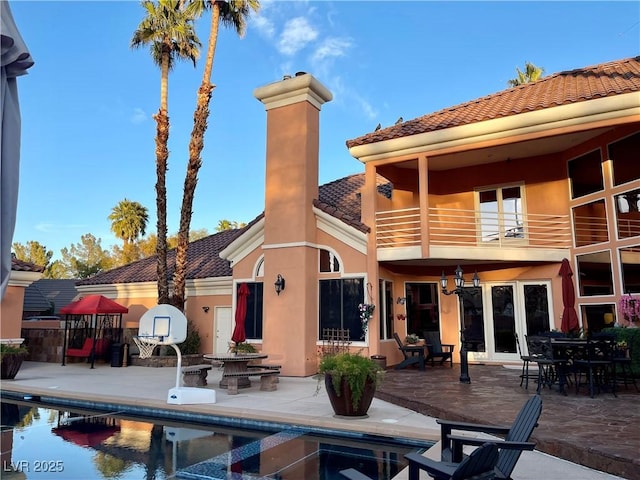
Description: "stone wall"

(21, 328), (65, 363)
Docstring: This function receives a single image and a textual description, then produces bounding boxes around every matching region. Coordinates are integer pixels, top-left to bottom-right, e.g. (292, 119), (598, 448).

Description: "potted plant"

(228, 342), (257, 354)
(1, 343), (28, 380)
(317, 352), (384, 418)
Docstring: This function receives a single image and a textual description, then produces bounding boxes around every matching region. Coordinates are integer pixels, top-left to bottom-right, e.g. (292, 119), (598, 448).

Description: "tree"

(172, 0), (260, 310)
(215, 219), (245, 231)
(108, 199), (149, 262)
(132, 0), (201, 305)
(60, 234), (113, 279)
(12, 241), (53, 275)
(507, 62), (545, 87)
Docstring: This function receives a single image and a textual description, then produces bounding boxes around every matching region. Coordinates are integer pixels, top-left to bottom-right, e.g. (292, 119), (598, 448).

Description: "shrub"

(317, 352), (383, 409)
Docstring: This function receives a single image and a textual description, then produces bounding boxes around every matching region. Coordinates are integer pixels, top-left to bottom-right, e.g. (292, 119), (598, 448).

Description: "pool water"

(1, 400), (429, 480)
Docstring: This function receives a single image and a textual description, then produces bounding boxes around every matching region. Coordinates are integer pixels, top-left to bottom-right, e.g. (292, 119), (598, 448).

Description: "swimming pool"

(1, 397), (431, 479)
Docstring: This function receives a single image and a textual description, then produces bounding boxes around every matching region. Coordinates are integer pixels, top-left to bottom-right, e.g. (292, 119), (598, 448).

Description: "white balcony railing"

(375, 207), (572, 251)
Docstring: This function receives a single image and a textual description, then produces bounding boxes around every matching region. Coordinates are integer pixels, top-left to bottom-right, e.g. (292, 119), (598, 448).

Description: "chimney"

(254, 74), (332, 376)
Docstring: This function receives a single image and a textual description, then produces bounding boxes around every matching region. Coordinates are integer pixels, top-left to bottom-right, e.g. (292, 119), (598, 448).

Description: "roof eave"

(348, 92), (640, 163)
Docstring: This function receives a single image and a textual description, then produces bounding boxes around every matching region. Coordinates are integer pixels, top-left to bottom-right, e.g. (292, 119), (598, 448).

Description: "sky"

(8, 0), (640, 261)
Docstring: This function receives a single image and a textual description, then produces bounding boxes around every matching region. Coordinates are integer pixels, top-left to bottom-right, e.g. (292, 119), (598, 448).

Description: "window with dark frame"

(244, 282), (263, 340)
(319, 278), (365, 342)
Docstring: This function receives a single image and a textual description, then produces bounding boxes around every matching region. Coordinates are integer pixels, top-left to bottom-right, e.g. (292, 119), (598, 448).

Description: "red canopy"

(231, 283), (249, 344)
(559, 259), (580, 334)
(60, 295), (128, 315)
(53, 424), (119, 447)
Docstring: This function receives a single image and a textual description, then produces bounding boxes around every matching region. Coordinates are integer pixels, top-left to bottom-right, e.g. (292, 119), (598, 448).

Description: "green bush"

(166, 319), (201, 355)
(603, 327), (640, 376)
(229, 342), (257, 354)
(317, 352), (383, 409)
(0, 344), (28, 360)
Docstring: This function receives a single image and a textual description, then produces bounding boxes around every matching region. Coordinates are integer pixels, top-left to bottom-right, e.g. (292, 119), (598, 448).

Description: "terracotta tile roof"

(76, 228), (243, 286)
(315, 173), (391, 232)
(11, 255), (44, 273)
(346, 56), (640, 148)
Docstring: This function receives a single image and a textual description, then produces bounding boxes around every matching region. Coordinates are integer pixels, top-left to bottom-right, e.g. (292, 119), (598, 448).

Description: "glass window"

(244, 283), (263, 340)
(319, 278), (364, 342)
(523, 284), (550, 335)
(405, 283), (440, 336)
(608, 132), (640, 187)
(478, 186), (523, 242)
(379, 280), (394, 340)
(568, 149), (603, 199)
(572, 200), (608, 246)
(576, 251), (614, 296)
(319, 249), (340, 273)
(620, 245), (640, 294)
(615, 189), (640, 239)
(580, 304), (615, 334)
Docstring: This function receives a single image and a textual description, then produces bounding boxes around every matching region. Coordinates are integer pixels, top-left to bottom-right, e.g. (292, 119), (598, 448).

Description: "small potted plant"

(1, 343), (28, 380)
(317, 352), (384, 418)
(228, 342), (257, 354)
(405, 333), (420, 345)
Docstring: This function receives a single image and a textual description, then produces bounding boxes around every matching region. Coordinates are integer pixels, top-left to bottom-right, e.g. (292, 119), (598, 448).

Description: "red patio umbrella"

(231, 283), (250, 344)
(559, 258), (580, 334)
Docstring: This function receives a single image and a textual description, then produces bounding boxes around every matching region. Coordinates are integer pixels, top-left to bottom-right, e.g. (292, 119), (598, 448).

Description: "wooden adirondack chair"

(424, 330), (455, 367)
(341, 443), (499, 480)
(405, 442), (499, 480)
(438, 395), (541, 480)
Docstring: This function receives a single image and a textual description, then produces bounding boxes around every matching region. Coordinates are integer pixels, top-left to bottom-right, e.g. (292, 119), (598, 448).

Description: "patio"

(377, 364), (639, 480)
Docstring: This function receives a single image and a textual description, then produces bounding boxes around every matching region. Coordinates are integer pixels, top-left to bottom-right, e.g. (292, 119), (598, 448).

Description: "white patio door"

(214, 306), (232, 353)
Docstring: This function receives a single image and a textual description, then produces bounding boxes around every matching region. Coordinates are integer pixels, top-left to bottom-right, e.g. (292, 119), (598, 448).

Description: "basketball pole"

(171, 344), (182, 389)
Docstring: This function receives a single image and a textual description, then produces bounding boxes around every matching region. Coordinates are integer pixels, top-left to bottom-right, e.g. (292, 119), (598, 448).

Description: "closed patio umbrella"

(559, 258), (580, 334)
(231, 283), (249, 344)
(1, 2), (34, 300)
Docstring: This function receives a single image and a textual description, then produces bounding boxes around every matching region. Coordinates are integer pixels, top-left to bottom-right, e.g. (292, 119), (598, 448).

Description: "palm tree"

(108, 199), (149, 250)
(172, 0), (260, 310)
(507, 62), (545, 87)
(131, 0), (200, 304)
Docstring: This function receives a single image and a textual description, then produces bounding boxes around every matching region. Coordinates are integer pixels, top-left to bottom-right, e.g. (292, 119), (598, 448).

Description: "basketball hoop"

(133, 336), (160, 359)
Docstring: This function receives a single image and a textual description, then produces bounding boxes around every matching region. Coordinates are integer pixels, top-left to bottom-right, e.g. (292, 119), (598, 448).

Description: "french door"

(460, 282), (553, 362)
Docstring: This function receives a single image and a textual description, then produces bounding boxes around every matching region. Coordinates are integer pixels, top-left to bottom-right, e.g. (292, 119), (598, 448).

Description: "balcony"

(375, 207), (572, 263)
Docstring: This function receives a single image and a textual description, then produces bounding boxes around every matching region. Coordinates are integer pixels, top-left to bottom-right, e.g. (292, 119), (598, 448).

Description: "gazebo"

(60, 295), (128, 368)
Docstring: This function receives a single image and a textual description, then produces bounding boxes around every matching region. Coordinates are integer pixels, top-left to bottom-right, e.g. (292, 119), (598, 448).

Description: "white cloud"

(252, 15), (275, 38)
(278, 17), (318, 56)
(130, 108), (146, 124)
(312, 37), (352, 63)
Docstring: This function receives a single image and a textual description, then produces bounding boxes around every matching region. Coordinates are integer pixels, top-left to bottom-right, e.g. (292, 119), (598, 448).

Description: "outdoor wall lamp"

(202, 306), (210, 313)
(396, 297), (406, 305)
(440, 265), (481, 384)
(274, 274), (285, 295)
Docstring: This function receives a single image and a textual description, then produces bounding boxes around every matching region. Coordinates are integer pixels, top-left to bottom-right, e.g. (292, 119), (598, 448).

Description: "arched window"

(319, 249), (340, 273)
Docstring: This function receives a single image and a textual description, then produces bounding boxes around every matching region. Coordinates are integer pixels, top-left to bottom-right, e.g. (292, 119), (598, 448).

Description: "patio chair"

(573, 334), (616, 398)
(423, 330), (454, 367)
(514, 333), (536, 389)
(405, 442), (499, 480)
(393, 333), (425, 370)
(438, 394), (541, 480)
(341, 443), (499, 480)
(526, 335), (569, 394)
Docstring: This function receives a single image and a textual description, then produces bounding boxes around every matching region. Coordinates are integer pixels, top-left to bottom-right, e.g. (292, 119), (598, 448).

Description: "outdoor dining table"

(203, 352), (268, 389)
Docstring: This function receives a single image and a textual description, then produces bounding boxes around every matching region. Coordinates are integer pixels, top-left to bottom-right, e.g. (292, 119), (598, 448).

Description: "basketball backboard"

(137, 304), (187, 345)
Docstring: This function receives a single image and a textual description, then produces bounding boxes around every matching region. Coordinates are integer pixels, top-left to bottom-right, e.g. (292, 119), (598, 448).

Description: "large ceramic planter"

(324, 374), (376, 418)
(1, 353), (26, 380)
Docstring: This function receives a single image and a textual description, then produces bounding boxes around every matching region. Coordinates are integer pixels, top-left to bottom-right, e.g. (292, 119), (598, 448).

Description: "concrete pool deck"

(0, 361), (629, 480)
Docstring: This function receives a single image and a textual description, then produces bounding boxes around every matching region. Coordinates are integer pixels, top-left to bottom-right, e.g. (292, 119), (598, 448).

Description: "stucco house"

(70, 56), (638, 377)
(1, 257), (43, 343)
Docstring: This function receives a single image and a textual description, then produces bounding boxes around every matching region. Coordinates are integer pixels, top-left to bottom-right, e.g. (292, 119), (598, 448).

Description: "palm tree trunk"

(172, 4), (221, 311)
(155, 51), (171, 304)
